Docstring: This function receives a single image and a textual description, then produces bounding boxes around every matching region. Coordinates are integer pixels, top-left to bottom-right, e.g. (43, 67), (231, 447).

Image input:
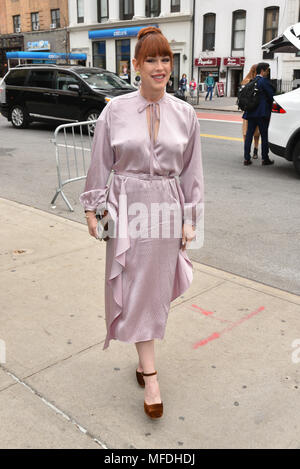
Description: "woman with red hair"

(241, 64), (260, 159)
(80, 27), (204, 420)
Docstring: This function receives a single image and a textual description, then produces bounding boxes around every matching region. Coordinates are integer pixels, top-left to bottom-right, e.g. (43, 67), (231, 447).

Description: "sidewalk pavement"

(1, 197), (300, 449)
(192, 95), (241, 113)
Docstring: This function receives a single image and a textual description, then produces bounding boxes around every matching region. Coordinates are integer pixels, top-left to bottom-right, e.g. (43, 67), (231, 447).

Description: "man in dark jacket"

(243, 62), (275, 166)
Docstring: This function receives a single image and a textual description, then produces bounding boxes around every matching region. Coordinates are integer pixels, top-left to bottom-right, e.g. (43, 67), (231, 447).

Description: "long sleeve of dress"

(180, 108), (204, 226)
(79, 101), (115, 213)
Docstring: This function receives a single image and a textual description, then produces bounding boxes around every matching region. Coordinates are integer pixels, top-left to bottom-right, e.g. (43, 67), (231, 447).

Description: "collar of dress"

(137, 90), (167, 113)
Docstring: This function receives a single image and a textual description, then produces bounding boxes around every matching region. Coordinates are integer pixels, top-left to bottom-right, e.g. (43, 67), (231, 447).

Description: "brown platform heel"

(142, 371), (163, 419)
(136, 369), (145, 388)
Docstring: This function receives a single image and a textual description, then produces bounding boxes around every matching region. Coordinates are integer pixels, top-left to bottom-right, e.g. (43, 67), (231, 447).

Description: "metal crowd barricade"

(50, 120), (97, 212)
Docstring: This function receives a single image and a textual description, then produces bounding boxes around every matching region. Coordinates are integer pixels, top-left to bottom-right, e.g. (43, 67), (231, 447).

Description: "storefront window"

(203, 13), (216, 51)
(93, 41), (106, 69)
(116, 39), (131, 83)
(199, 69), (219, 84)
(232, 10), (246, 50)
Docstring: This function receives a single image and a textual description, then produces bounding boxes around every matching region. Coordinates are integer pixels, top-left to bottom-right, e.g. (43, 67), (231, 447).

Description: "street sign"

(224, 57), (245, 67)
(195, 57), (221, 67)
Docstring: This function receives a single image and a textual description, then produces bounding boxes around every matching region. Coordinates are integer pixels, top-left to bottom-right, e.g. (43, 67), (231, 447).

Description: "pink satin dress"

(80, 90), (204, 350)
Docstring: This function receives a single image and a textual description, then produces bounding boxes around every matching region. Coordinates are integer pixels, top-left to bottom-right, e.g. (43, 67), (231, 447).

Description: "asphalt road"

(0, 114), (299, 295)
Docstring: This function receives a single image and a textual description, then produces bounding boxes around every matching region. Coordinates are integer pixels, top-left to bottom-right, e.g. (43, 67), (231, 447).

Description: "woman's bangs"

(140, 35), (173, 63)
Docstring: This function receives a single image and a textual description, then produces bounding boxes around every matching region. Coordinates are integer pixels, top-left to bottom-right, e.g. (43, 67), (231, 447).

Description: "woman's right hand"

(86, 210), (109, 239)
(86, 211), (98, 239)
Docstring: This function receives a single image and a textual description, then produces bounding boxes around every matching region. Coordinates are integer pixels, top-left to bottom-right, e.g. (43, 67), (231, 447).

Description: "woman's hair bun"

(134, 26), (173, 66)
(137, 26), (162, 40)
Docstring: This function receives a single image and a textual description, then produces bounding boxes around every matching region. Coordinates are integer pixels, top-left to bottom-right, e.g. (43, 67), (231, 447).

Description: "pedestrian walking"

(80, 26), (204, 420)
(240, 64), (260, 159)
(179, 73), (188, 96)
(205, 73), (215, 101)
(243, 62), (275, 166)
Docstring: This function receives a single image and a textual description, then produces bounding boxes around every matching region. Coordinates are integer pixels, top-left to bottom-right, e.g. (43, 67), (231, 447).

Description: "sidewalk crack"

(0, 363), (109, 449)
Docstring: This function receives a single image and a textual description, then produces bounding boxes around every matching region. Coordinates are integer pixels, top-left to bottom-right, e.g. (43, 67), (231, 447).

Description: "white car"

(269, 87), (300, 174)
(263, 22), (300, 175)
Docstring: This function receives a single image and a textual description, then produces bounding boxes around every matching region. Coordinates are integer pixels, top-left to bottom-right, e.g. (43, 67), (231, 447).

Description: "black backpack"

(174, 88), (187, 102)
(237, 77), (260, 112)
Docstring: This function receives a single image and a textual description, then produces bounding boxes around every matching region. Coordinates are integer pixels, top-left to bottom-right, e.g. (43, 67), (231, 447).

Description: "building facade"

(0, 0), (69, 76)
(68, 0), (194, 90)
(194, 0), (300, 96)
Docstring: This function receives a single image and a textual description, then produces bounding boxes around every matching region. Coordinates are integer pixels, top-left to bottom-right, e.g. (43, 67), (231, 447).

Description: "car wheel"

(292, 139), (300, 175)
(84, 110), (100, 136)
(10, 105), (30, 129)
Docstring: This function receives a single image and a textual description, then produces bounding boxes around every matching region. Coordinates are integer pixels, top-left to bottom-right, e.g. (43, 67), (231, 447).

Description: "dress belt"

(103, 169), (185, 225)
(113, 170), (180, 183)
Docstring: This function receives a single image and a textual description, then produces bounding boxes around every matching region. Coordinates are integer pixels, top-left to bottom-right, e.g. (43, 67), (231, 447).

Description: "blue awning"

(6, 52), (87, 60)
(89, 25), (158, 40)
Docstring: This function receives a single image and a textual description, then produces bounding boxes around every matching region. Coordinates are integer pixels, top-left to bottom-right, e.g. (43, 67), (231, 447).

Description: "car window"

(28, 70), (54, 89)
(5, 69), (28, 86)
(55, 72), (80, 91)
(78, 71), (132, 90)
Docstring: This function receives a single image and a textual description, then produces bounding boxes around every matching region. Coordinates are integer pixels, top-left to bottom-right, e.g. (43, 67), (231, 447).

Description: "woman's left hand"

(181, 224), (196, 251)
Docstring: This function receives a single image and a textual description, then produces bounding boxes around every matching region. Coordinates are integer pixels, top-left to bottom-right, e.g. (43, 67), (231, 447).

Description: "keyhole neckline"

(146, 104), (160, 146)
(137, 89), (167, 109)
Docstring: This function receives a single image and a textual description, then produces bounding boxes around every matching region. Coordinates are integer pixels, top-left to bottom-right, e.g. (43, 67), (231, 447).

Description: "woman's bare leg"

(254, 135), (259, 151)
(135, 343), (143, 373)
(135, 340), (162, 405)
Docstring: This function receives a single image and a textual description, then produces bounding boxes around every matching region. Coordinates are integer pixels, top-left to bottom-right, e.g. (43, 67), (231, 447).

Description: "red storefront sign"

(223, 57), (245, 67)
(195, 57), (221, 67)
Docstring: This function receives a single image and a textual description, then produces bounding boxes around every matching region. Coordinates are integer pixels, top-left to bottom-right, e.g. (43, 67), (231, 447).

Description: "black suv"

(0, 65), (136, 128)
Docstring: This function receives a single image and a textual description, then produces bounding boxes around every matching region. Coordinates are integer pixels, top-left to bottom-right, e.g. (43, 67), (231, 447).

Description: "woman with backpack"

(240, 64), (260, 159)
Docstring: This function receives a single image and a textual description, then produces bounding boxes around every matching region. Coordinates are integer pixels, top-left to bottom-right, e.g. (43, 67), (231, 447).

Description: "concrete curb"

(194, 106), (241, 113)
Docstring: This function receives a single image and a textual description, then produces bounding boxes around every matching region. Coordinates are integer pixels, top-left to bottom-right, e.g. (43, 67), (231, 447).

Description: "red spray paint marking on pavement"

(191, 304), (214, 316)
(193, 332), (221, 348)
(193, 306), (265, 350)
(191, 304), (234, 324)
(220, 306), (265, 334)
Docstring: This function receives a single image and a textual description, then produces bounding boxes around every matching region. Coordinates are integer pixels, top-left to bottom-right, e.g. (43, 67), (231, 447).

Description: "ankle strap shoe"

(142, 371), (163, 419)
(136, 370), (145, 388)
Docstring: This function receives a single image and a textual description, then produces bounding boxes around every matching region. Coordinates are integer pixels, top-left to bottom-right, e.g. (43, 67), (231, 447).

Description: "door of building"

(230, 69), (243, 96)
(167, 53), (180, 92)
(116, 39), (131, 84)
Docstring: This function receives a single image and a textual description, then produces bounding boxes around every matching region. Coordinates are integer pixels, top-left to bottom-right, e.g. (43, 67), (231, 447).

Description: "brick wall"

(0, 0), (8, 34)
(3, 0), (69, 33)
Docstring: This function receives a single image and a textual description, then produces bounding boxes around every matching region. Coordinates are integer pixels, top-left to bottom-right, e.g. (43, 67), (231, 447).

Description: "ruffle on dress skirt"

(102, 175), (193, 350)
